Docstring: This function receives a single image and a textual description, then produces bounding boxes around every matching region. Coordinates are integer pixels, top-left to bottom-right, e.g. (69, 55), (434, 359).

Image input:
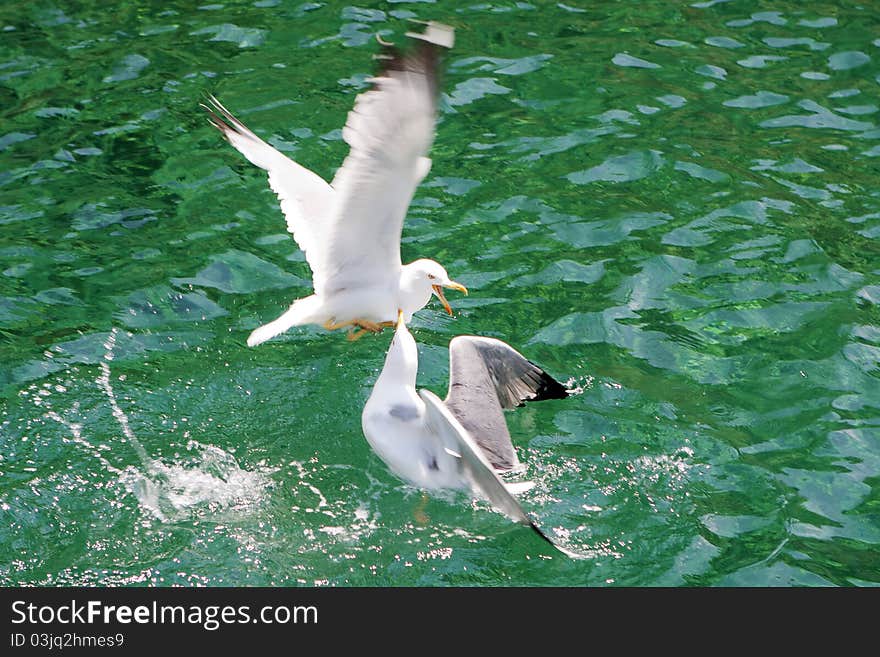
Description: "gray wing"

(444, 336), (568, 471)
(421, 389), (581, 558)
(419, 389), (531, 525)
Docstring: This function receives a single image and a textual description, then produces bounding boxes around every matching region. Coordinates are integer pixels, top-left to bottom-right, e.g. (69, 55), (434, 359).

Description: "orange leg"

(359, 320), (383, 332)
(323, 318), (357, 331)
(346, 327), (370, 341)
(327, 318), (394, 340)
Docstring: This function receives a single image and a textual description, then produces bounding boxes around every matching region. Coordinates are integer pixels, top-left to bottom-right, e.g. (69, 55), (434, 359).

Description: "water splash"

(96, 329), (153, 468)
(47, 327), (274, 522)
(290, 461), (383, 547)
(45, 404), (123, 477)
(117, 441), (274, 522)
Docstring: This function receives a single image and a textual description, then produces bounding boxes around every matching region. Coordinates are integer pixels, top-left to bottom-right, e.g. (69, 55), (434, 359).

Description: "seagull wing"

(317, 23), (453, 297)
(420, 389), (533, 526)
(422, 391), (581, 558)
(204, 95), (335, 284)
(444, 336), (568, 471)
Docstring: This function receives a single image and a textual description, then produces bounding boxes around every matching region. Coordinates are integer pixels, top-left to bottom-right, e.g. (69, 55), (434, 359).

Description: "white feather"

(204, 96), (334, 286)
(322, 63), (437, 295)
(204, 22), (462, 345)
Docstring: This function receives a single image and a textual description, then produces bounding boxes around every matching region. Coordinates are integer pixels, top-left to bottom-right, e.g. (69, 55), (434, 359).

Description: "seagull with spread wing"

(203, 22), (466, 346)
(362, 311), (569, 545)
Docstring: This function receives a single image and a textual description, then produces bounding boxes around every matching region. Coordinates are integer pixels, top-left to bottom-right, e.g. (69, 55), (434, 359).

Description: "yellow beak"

(432, 282), (468, 316)
(396, 308), (405, 329)
(446, 282), (468, 296)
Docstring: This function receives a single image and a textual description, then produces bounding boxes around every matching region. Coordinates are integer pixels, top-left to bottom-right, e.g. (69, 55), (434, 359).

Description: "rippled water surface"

(2, 0), (879, 586)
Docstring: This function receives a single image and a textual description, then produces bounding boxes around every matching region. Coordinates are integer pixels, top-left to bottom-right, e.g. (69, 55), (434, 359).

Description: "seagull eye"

(428, 274), (436, 280)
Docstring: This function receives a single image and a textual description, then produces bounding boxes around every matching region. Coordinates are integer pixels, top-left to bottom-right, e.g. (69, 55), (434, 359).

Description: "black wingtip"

(199, 94), (252, 147)
(530, 520), (558, 548)
(369, 23), (451, 98)
(528, 520), (587, 560)
(200, 94), (230, 134)
(375, 40), (438, 78)
(529, 367), (570, 403)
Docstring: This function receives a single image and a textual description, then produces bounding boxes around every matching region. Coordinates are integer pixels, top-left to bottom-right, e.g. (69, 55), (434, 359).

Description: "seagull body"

(361, 313), (568, 526)
(204, 22), (466, 346)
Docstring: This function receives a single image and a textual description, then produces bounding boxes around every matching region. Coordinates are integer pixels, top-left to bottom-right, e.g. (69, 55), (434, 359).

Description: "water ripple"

(2, 0), (880, 587)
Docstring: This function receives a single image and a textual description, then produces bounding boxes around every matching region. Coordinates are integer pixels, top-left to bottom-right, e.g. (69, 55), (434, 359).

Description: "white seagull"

(362, 311), (569, 541)
(203, 21), (467, 346)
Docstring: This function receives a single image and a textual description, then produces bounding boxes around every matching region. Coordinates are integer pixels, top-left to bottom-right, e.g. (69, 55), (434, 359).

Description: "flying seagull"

(362, 311), (569, 545)
(203, 21), (467, 346)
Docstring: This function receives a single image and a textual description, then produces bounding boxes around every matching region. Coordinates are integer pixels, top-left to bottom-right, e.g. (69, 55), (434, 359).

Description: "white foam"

(118, 442), (274, 522)
(91, 326), (275, 522)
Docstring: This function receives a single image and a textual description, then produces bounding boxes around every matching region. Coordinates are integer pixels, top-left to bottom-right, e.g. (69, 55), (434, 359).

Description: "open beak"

(432, 282), (468, 316)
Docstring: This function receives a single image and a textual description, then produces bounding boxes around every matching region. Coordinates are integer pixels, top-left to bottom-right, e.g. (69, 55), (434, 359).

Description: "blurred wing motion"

(321, 22), (453, 296)
(444, 336), (569, 471)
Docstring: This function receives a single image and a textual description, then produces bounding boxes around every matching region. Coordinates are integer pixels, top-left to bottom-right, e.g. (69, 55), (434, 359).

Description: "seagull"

(362, 311), (569, 542)
(203, 21), (467, 346)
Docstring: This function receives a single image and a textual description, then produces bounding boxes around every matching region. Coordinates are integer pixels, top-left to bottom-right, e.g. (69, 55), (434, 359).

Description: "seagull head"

(406, 259), (468, 316)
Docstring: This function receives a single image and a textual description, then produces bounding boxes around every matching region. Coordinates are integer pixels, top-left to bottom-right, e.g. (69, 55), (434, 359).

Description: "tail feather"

(247, 296), (321, 347)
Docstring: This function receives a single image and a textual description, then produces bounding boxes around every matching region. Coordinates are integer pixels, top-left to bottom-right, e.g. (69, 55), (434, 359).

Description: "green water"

(2, 0), (879, 586)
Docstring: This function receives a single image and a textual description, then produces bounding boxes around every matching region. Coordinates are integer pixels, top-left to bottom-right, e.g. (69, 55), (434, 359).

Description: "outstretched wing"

(422, 389), (583, 558)
(318, 22), (454, 297)
(204, 95), (335, 285)
(444, 336), (568, 471)
(420, 389), (533, 526)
